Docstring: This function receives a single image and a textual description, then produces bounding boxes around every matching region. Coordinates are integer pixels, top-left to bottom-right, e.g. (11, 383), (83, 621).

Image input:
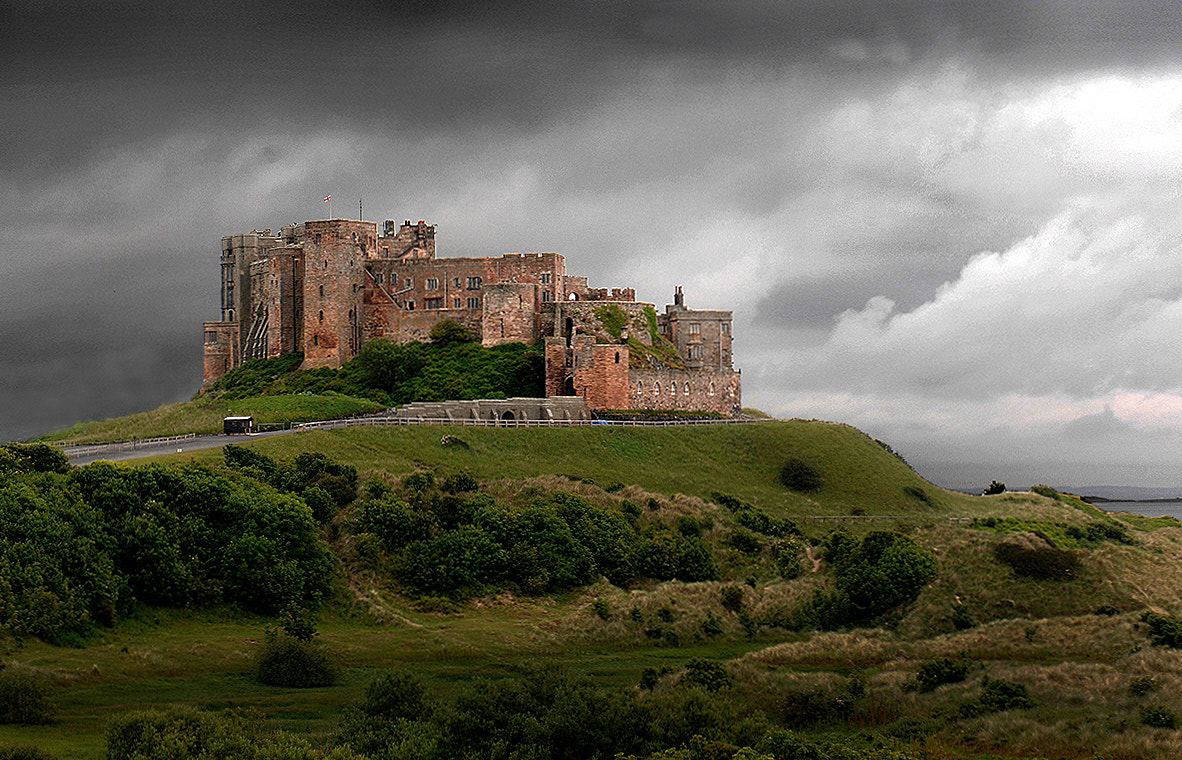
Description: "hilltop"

(8, 416), (1182, 759)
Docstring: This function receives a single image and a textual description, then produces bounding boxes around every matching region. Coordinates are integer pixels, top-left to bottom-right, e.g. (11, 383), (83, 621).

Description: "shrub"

(0, 667), (55, 725)
(962, 677), (1034, 715)
(1141, 704), (1179, 729)
(915, 656), (971, 692)
(701, 611), (723, 637)
(1130, 675), (1158, 697)
(255, 631), (336, 687)
(441, 471), (478, 494)
(720, 585), (745, 614)
(781, 687), (852, 728)
(983, 481), (1006, 495)
(0, 747), (59, 760)
(1142, 612), (1182, 648)
(681, 658), (733, 692)
(357, 671), (430, 720)
(728, 528), (760, 554)
(903, 485), (933, 505)
(402, 470), (435, 493)
(1030, 484), (1060, 500)
(592, 598), (612, 621)
(772, 538), (803, 579)
(778, 459), (822, 493)
(994, 539), (1080, 581)
(429, 319), (473, 345)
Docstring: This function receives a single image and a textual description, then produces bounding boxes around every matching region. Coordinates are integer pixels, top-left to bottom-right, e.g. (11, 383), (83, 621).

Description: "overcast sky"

(5, 0), (1182, 491)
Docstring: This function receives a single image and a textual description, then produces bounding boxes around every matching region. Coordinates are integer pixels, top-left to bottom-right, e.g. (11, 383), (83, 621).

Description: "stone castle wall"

(204, 216), (741, 416)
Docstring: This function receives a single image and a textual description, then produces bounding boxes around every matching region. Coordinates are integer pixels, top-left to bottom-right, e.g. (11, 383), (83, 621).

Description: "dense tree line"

(205, 321), (545, 406)
(103, 664), (920, 760)
(0, 444), (334, 644)
(356, 476), (719, 597)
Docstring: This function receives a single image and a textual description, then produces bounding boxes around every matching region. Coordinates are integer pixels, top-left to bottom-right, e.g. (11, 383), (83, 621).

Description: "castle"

(202, 217), (741, 415)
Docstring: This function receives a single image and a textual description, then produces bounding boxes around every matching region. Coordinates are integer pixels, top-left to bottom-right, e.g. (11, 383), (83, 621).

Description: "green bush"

(429, 319), (473, 345)
(902, 485), (933, 506)
(0, 667), (55, 725)
(915, 656), (970, 692)
(1030, 484), (1060, 500)
(1142, 612), (1182, 648)
(681, 658), (733, 692)
(961, 677), (1035, 715)
(778, 459), (822, 493)
(983, 480), (1006, 495)
(1141, 704), (1179, 729)
(791, 530), (936, 630)
(441, 472), (478, 494)
(1130, 675), (1158, 696)
(255, 631), (336, 687)
(720, 586), (745, 614)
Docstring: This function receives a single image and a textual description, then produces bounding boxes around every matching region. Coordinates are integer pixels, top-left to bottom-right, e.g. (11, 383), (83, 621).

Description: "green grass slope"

(168, 420), (977, 518)
(38, 393), (385, 444)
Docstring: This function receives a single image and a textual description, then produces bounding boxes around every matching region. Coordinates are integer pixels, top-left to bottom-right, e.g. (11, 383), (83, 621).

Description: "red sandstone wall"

(628, 368), (741, 416)
(302, 220), (374, 369)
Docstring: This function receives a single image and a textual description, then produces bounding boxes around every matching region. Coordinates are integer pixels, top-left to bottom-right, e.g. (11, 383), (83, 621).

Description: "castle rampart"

(203, 215), (740, 416)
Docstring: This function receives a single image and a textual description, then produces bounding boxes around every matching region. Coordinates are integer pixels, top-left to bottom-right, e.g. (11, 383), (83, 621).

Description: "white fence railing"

(295, 415), (756, 431)
(56, 433), (198, 458)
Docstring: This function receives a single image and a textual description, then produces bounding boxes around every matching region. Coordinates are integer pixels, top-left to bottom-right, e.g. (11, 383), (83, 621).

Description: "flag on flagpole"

(324, 195), (331, 202)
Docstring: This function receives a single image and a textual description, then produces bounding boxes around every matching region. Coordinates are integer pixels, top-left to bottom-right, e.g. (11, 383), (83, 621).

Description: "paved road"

(65, 429), (297, 465)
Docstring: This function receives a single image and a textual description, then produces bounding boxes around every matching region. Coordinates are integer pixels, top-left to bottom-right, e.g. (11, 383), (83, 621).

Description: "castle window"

(669, 382), (676, 395)
(454, 277), (461, 288)
(721, 322), (730, 335)
(205, 331), (218, 344)
(425, 297), (442, 309)
(653, 382), (660, 395)
(540, 272), (551, 284)
(407, 301), (415, 310)
(351, 232), (357, 242)
(315, 234), (322, 245)
(454, 298), (462, 308)
(318, 310), (324, 323)
(405, 277), (413, 288)
(689, 323), (700, 335)
(614, 351), (620, 364)
(466, 276), (482, 290)
(636, 381), (643, 395)
(467, 297), (480, 309)
(313, 335), (319, 346)
(684, 383), (690, 396)
(376, 274), (383, 284)
(383, 247), (389, 257)
(542, 290), (553, 302)
(689, 344), (703, 360)
(426, 277), (439, 290)
(709, 382), (716, 396)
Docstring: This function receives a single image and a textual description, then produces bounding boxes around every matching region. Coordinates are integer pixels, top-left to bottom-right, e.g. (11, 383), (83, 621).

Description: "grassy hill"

(9, 418), (1182, 759)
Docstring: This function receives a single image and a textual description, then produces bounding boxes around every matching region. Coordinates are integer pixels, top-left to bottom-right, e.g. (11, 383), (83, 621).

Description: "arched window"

(708, 382), (715, 396)
(684, 383), (690, 396)
(614, 351), (620, 364)
(653, 381), (661, 396)
(318, 310), (324, 323)
(319, 285), (324, 297)
(636, 381), (643, 395)
(313, 335), (319, 346)
(669, 382), (676, 395)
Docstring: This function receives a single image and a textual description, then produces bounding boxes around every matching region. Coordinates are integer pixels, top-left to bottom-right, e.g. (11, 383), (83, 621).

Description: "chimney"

(674, 286), (684, 307)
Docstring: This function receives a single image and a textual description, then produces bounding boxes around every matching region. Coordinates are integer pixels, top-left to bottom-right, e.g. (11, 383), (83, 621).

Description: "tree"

(983, 481), (1006, 495)
(429, 319), (473, 346)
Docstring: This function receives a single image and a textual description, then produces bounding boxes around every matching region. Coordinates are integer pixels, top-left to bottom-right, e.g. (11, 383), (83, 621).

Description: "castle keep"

(203, 217), (741, 415)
